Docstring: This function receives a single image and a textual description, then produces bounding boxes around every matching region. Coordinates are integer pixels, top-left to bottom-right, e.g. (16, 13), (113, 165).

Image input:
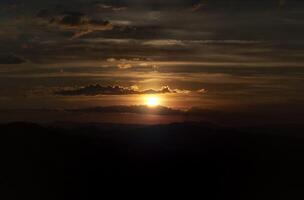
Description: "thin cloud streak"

(54, 84), (192, 96)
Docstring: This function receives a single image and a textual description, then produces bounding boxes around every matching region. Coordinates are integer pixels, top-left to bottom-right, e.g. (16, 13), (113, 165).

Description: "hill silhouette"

(0, 122), (303, 199)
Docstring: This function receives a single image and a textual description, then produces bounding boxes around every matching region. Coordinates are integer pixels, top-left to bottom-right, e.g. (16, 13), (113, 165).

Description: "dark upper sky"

(0, 0), (304, 124)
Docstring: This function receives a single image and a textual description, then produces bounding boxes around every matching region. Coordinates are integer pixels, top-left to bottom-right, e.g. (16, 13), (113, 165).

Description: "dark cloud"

(54, 84), (187, 96)
(63, 103), (304, 124)
(37, 10), (113, 38)
(66, 105), (183, 115)
(0, 55), (26, 65)
(66, 0), (303, 11)
(63, 105), (229, 119)
(51, 12), (87, 26)
(36, 9), (51, 18)
(189, 0), (302, 11)
(90, 2), (128, 12)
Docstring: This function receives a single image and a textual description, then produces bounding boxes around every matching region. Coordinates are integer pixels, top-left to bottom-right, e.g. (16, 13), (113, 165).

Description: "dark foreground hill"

(0, 122), (304, 199)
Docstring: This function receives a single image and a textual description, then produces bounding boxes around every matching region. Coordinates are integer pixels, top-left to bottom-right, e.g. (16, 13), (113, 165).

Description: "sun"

(146, 96), (160, 107)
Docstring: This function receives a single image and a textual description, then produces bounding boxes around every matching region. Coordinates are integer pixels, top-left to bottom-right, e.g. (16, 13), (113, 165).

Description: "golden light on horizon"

(145, 96), (160, 107)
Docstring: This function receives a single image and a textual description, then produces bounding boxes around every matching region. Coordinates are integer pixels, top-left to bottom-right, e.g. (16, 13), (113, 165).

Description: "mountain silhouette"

(0, 122), (303, 199)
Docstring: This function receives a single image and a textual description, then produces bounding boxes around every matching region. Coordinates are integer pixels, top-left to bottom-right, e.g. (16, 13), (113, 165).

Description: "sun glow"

(146, 96), (160, 107)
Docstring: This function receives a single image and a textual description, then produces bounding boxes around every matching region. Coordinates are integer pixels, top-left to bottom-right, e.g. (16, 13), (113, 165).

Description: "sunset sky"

(0, 0), (304, 124)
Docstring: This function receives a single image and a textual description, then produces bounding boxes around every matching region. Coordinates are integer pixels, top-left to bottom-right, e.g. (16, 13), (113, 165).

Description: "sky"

(0, 0), (304, 125)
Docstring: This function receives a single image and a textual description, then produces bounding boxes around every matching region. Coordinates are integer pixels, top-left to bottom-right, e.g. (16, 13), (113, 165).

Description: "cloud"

(106, 58), (117, 62)
(0, 30), (20, 40)
(105, 57), (153, 69)
(279, 0), (287, 7)
(36, 9), (51, 18)
(62, 105), (219, 117)
(191, 1), (206, 12)
(38, 10), (113, 38)
(188, 0), (293, 11)
(0, 54), (27, 65)
(117, 63), (133, 69)
(66, 105), (183, 116)
(143, 40), (185, 47)
(0, 3), (18, 12)
(91, 2), (127, 12)
(54, 84), (190, 96)
(197, 88), (207, 93)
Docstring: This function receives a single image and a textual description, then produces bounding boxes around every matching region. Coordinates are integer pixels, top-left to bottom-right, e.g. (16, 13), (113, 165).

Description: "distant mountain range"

(0, 122), (303, 199)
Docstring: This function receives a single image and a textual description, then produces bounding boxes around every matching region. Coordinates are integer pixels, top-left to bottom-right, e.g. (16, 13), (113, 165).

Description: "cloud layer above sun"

(0, 0), (304, 124)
